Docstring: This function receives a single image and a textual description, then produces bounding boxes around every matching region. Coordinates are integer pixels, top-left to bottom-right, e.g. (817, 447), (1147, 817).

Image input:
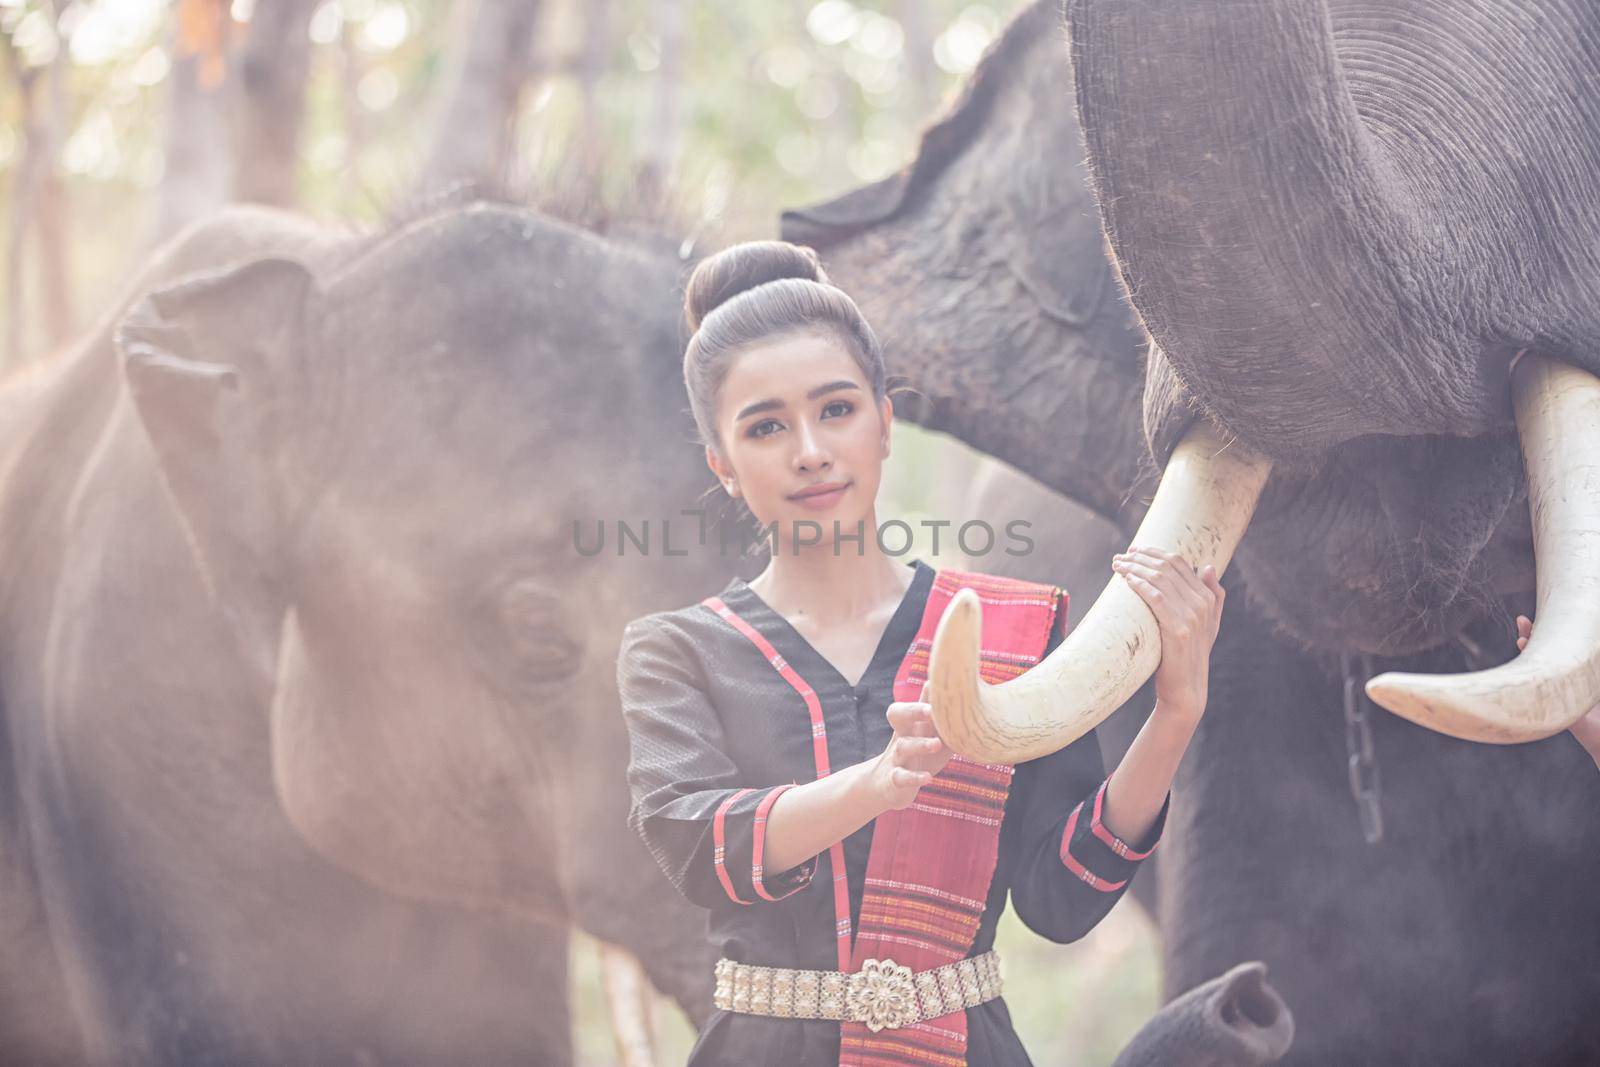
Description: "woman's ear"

(704, 444), (740, 498)
(879, 395), (893, 457)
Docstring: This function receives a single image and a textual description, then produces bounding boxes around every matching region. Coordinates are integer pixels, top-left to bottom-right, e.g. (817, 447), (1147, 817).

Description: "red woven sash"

(703, 569), (1062, 1067)
(838, 570), (1060, 1067)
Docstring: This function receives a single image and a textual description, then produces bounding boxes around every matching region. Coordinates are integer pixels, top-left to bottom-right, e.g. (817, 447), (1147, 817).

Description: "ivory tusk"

(599, 942), (657, 1067)
(1366, 353), (1600, 742)
(927, 421), (1271, 763)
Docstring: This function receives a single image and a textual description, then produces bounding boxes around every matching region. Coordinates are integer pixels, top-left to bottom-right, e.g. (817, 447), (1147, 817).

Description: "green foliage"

(1, 0), (1017, 361)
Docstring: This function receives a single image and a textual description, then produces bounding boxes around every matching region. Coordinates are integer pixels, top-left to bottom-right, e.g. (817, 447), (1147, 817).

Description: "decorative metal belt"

(713, 951), (1002, 1033)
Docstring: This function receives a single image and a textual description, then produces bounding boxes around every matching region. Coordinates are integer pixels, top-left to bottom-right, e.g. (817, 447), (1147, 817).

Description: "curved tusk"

(1366, 353), (1600, 742)
(928, 421), (1272, 763)
(599, 942), (657, 1067)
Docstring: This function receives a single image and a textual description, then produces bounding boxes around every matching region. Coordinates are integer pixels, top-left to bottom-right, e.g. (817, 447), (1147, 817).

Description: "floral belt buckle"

(846, 957), (919, 1032)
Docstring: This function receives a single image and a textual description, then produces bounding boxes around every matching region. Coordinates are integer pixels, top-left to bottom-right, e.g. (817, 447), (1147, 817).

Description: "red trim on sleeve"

(751, 783), (806, 901)
(713, 788), (758, 905)
(1090, 778), (1158, 860)
(703, 595), (854, 970)
(1059, 803), (1127, 893)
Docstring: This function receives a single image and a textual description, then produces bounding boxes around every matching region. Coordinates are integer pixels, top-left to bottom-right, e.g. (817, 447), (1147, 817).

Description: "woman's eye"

(822, 400), (854, 418)
(748, 418), (783, 439)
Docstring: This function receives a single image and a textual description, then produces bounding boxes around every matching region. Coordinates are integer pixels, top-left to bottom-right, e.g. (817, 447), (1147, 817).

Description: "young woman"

(617, 241), (1224, 1066)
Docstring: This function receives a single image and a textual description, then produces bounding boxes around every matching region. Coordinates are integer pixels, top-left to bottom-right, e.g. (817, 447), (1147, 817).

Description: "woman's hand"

(1112, 547), (1226, 722)
(1515, 615), (1600, 769)
(767, 684), (952, 871)
(870, 684), (954, 811)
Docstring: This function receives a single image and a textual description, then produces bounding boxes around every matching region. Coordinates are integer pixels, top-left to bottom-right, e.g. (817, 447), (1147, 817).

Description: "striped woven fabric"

(839, 569), (1061, 1067)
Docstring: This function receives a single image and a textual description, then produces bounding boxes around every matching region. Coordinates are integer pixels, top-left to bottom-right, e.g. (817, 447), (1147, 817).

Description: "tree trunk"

(337, 14), (366, 205)
(231, 0), (317, 206)
(415, 0), (544, 197)
(3, 45), (40, 367)
(3, 0), (74, 364)
(153, 41), (231, 243)
(634, 0), (685, 206)
(35, 30), (72, 350)
(575, 0), (612, 175)
(897, 0), (938, 121)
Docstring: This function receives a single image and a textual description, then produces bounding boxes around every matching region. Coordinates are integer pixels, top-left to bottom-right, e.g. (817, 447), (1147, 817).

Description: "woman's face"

(706, 331), (891, 547)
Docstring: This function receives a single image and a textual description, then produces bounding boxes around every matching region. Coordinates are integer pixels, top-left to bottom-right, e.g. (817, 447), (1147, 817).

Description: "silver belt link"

(713, 950), (1002, 1032)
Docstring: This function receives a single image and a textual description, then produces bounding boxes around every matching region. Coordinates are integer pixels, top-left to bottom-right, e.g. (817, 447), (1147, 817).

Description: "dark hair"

(681, 240), (887, 449)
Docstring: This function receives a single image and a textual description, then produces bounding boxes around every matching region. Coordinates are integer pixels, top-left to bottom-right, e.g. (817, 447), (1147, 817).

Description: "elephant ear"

(783, 0), (1108, 327)
(776, 0), (1147, 525)
(115, 257), (317, 619)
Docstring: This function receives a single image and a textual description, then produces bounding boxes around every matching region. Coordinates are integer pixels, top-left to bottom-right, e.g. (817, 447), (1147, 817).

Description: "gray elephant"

(0, 202), (725, 1062)
(782, 0), (1600, 1062)
(2, 188), (1273, 1065)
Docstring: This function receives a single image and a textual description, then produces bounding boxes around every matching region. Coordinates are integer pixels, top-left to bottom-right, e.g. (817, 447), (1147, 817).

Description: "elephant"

(781, 0), (1600, 1062)
(2, 185), (1285, 1065)
(0, 201), (727, 1063)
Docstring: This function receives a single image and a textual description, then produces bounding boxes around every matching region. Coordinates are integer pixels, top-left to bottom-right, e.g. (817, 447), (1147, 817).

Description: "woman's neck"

(748, 516), (914, 628)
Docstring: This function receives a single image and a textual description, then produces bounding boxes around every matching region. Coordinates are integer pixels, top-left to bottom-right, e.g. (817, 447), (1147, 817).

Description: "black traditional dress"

(618, 558), (1165, 1067)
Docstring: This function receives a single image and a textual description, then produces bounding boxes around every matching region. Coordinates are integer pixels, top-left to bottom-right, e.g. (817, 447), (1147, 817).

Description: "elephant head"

(112, 204), (724, 1017)
(1059, 0), (1600, 745)
(794, 0), (1600, 756)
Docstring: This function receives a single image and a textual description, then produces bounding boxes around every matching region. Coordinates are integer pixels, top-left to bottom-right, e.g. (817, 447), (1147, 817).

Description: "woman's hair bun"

(684, 240), (829, 332)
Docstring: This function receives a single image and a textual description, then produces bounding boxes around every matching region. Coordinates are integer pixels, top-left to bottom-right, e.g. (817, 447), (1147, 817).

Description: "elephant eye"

(492, 582), (584, 685)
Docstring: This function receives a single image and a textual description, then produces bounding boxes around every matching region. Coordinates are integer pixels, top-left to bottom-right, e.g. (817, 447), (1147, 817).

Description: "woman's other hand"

(1112, 547), (1226, 723)
(767, 682), (953, 871)
(1516, 615), (1600, 770)
(871, 683), (954, 811)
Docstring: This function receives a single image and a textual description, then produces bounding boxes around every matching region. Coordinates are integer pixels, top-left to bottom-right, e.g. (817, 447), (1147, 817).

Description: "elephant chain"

(1341, 652), (1385, 846)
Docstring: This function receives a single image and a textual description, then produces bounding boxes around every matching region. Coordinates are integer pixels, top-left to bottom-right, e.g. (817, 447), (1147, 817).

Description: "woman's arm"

(619, 618), (818, 907)
(1100, 546), (1226, 844)
(1005, 727), (1160, 945)
(762, 690), (952, 872)
(618, 619), (957, 906)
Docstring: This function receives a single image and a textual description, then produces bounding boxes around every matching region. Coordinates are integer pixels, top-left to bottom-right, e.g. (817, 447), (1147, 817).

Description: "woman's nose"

(794, 421), (832, 471)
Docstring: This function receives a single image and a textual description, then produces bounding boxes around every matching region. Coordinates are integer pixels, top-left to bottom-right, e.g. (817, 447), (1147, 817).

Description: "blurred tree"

(634, 0), (684, 206)
(3, 0), (73, 363)
(414, 0), (544, 196)
(335, 10), (366, 203)
(231, 0), (316, 205)
(575, 0), (611, 174)
(897, 0), (937, 120)
(153, 0), (232, 241)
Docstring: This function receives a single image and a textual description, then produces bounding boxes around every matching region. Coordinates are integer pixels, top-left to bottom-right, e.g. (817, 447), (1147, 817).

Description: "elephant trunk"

(1110, 961), (1294, 1067)
(927, 421), (1270, 763)
(1065, 0), (1440, 456)
(1366, 353), (1600, 741)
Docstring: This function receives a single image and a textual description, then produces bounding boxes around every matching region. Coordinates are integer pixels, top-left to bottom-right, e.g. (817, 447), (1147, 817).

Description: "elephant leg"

(0, 834), (84, 1065)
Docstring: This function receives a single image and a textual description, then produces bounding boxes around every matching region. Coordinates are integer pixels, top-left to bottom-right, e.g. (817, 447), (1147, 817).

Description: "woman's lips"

(789, 482), (850, 511)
